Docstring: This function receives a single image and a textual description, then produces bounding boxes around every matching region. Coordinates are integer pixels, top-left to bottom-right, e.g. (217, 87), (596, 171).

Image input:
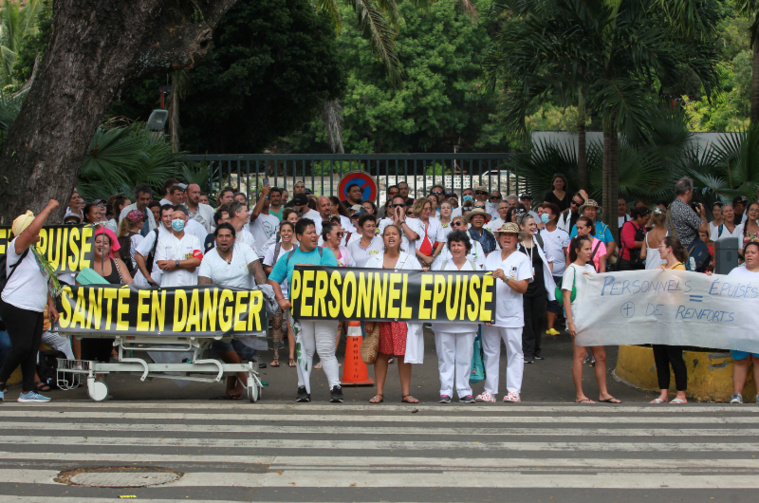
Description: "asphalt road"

(1, 331), (758, 501)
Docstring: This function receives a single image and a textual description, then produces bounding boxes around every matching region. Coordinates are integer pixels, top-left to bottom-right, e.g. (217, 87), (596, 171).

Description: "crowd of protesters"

(1, 174), (758, 406)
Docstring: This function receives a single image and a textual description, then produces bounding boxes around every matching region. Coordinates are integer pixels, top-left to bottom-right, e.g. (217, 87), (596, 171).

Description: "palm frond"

(351, 0), (401, 86)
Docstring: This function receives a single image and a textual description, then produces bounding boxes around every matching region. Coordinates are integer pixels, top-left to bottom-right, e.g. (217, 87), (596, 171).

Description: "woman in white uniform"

(431, 230), (480, 403)
(478, 222), (532, 403)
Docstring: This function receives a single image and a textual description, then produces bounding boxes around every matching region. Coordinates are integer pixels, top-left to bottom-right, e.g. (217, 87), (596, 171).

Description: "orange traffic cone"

(340, 321), (375, 386)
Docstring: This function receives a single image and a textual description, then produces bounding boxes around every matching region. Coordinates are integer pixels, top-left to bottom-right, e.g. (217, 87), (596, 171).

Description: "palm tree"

(0, 0), (43, 88)
(736, 1), (759, 125)
(487, 0), (720, 242)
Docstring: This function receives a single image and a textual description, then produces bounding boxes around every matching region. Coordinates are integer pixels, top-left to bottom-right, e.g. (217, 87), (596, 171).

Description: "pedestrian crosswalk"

(1, 402), (758, 501)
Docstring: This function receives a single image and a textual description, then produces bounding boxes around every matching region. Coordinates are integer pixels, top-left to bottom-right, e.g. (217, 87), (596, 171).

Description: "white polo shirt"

(154, 232), (203, 287)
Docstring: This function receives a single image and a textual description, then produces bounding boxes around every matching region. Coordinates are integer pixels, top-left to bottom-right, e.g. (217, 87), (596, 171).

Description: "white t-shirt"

(412, 217), (444, 253)
(483, 250), (532, 327)
(727, 265), (759, 280)
(347, 235), (383, 268)
(129, 233), (144, 270)
(540, 227), (571, 276)
(487, 217), (506, 232)
(235, 227), (259, 257)
(302, 209), (323, 235)
(2, 238), (48, 312)
(562, 263), (596, 319)
(154, 233), (203, 287)
(711, 223), (744, 242)
(437, 235), (486, 269)
(198, 242), (257, 289)
(263, 241), (296, 298)
(185, 218), (207, 246)
(432, 258), (481, 333)
(119, 203), (156, 231)
(248, 214), (279, 258)
(133, 226), (170, 286)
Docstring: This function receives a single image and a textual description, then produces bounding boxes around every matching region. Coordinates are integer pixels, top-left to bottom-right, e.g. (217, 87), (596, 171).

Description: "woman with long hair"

(544, 173), (570, 212)
(573, 216), (606, 273)
(740, 201), (759, 256)
(649, 236), (689, 404)
(516, 213), (556, 363)
(439, 201), (454, 239)
(643, 209), (668, 269)
(116, 210), (145, 277)
(263, 220), (298, 367)
(364, 224), (423, 404)
(564, 236), (621, 404)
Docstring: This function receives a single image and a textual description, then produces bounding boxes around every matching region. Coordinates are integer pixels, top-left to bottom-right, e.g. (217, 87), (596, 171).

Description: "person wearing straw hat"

(569, 199), (616, 259)
(477, 222), (532, 403)
(465, 208), (497, 254)
(0, 200), (60, 404)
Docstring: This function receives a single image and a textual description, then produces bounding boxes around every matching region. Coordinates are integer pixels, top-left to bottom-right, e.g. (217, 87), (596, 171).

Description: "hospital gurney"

(54, 331), (265, 403)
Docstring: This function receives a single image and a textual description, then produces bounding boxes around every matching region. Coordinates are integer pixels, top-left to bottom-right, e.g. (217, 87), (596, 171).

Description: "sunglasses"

(474, 205), (486, 209)
(392, 203), (406, 208)
(490, 196), (501, 200)
(406, 211), (414, 216)
(476, 191), (488, 195)
(431, 191), (443, 195)
(571, 200), (583, 207)
(452, 221), (463, 227)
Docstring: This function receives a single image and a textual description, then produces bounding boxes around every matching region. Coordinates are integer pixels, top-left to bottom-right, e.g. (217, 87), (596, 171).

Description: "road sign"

(338, 171), (377, 203)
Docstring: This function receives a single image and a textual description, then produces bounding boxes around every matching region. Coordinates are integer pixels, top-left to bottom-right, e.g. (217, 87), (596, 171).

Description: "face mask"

(463, 195), (474, 203)
(172, 219), (185, 232)
(541, 214), (550, 224)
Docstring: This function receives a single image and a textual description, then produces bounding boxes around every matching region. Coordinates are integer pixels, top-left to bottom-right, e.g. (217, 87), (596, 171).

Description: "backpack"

(0, 248), (30, 295)
(117, 232), (137, 277)
(37, 349), (67, 389)
(285, 246), (323, 267)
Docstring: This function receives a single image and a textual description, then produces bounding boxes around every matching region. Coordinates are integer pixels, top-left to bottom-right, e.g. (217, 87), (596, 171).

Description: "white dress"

(644, 232), (666, 269)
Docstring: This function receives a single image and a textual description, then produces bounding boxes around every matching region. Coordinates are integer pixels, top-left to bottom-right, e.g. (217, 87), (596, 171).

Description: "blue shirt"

(269, 246), (338, 296)
(570, 221), (614, 244)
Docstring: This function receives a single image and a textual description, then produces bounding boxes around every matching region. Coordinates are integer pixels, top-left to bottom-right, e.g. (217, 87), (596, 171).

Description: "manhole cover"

(56, 466), (182, 488)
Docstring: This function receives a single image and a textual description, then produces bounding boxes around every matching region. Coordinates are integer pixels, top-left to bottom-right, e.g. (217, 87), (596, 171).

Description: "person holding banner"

(727, 241), (759, 404)
(431, 230), (479, 403)
(479, 222), (532, 403)
(0, 199), (60, 403)
(647, 236), (689, 404)
(563, 236), (621, 404)
(263, 220), (298, 368)
(267, 218), (343, 403)
(363, 224), (424, 404)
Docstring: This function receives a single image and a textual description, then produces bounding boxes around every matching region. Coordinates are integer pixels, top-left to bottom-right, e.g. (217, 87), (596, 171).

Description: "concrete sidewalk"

(6, 328), (657, 404)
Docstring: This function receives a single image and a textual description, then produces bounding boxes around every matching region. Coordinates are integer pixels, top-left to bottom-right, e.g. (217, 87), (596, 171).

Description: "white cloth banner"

(575, 269), (759, 353)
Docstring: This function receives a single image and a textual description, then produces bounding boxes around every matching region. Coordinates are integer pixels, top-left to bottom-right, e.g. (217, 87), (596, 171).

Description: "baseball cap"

(293, 193), (309, 205)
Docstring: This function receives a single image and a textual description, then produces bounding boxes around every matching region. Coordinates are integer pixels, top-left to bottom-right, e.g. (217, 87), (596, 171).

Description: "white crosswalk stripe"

(0, 402), (758, 501)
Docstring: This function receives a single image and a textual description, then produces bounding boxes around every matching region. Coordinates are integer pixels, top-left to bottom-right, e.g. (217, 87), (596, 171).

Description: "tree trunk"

(0, 0), (237, 224)
(576, 89), (588, 191)
(602, 112), (619, 245)
(752, 36), (759, 126)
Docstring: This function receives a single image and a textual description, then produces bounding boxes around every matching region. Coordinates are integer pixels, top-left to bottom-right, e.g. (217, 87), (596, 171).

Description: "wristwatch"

(175, 259), (180, 268)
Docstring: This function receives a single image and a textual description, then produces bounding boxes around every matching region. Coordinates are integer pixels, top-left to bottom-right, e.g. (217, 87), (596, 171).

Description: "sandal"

(270, 358), (280, 367)
(315, 361), (322, 369)
(401, 394), (419, 404)
(575, 398), (595, 404)
(288, 358), (296, 367)
(35, 381), (52, 392)
(650, 397), (667, 404)
(369, 394), (384, 403)
(669, 398), (688, 404)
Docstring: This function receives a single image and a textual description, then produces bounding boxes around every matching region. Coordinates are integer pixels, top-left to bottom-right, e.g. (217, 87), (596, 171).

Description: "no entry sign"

(338, 171), (377, 202)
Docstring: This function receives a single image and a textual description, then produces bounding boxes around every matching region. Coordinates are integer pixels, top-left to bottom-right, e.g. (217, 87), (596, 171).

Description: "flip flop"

(288, 358), (296, 367)
(35, 381), (52, 392)
(599, 397), (622, 404)
(650, 397), (667, 404)
(270, 360), (280, 367)
(669, 398), (687, 404)
(575, 398), (595, 404)
(369, 394), (384, 403)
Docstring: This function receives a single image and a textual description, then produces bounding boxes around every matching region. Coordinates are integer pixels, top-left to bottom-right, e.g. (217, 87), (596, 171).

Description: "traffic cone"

(340, 321), (375, 386)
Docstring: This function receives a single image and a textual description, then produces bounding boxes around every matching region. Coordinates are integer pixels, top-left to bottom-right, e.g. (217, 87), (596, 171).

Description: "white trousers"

(296, 320), (340, 392)
(434, 330), (476, 398)
(481, 325), (523, 395)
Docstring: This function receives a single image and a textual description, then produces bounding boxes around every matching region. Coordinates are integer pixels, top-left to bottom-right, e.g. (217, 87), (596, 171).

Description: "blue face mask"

(540, 213), (550, 224)
(463, 195), (474, 203)
(172, 219), (185, 232)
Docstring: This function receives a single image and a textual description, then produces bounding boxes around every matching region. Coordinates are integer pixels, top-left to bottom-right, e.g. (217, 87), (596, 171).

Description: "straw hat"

(579, 199), (603, 214)
(493, 221), (530, 239)
(12, 211), (34, 236)
(464, 208), (489, 224)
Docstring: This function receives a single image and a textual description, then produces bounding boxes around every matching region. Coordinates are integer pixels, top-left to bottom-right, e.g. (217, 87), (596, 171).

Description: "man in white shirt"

(185, 183), (215, 233)
(119, 184), (157, 236)
(617, 197), (631, 232)
(249, 185), (280, 259)
(221, 201), (259, 256)
(487, 201), (510, 232)
(154, 206), (203, 287)
(158, 178), (180, 206)
(539, 203), (571, 336)
(133, 203), (174, 286)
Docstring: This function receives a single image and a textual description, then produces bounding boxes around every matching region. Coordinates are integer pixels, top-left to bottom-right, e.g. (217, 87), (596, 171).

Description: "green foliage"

(286, 0), (507, 153)
(312, 160), (365, 176)
(425, 162), (450, 175)
(110, 0), (344, 154)
(0, 0), (44, 89)
(77, 121), (185, 201)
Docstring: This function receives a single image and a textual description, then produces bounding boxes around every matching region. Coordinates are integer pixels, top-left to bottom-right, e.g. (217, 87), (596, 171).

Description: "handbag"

(360, 323), (380, 364)
(554, 265), (577, 304)
(470, 327), (485, 383)
(666, 209), (712, 272)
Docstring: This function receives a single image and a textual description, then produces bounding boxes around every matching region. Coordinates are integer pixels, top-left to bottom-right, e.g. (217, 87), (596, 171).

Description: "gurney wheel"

(247, 373), (261, 403)
(87, 378), (109, 402)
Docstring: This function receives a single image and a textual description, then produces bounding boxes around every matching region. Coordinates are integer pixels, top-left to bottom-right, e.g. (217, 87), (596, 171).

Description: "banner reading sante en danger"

(56, 285), (268, 337)
(575, 269), (759, 353)
(0, 225), (95, 273)
(290, 266), (496, 323)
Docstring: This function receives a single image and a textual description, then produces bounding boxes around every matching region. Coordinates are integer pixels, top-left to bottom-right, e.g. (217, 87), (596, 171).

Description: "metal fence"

(182, 153), (523, 204)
